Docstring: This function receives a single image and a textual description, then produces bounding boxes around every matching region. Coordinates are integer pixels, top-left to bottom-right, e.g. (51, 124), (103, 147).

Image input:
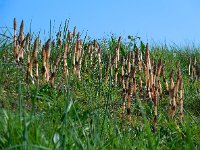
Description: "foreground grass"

(0, 32), (200, 149)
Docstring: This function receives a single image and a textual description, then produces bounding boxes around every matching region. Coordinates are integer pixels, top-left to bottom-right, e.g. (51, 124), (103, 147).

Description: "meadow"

(0, 19), (200, 150)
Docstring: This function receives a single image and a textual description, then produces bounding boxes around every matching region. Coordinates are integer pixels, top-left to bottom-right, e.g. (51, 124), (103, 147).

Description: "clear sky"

(1, 0), (200, 45)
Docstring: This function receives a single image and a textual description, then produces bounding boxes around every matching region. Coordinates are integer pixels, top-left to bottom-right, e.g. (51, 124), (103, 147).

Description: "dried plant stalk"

(77, 43), (84, 81)
(152, 60), (162, 131)
(156, 60), (162, 94)
(77, 56), (83, 81)
(77, 32), (80, 40)
(139, 74), (143, 94)
(161, 66), (169, 94)
(179, 77), (183, 123)
(171, 86), (177, 119)
(171, 67), (181, 118)
(132, 77), (136, 97)
(14, 43), (19, 61)
(127, 67), (135, 120)
(114, 50), (118, 87)
(153, 87), (158, 132)
(67, 30), (72, 42)
(121, 57), (125, 86)
(98, 48), (102, 80)
(147, 80), (151, 99)
(175, 67), (181, 104)
(145, 43), (149, 64)
(84, 45), (89, 69)
(42, 46), (46, 80)
(131, 51), (135, 67)
(193, 57), (197, 80)
(138, 58), (142, 72)
(25, 33), (30, 52)
(158, 80), (162, 95)
(97, 47), (101, 65)
(188, 57), (191, 76)
(125, 73), (129, 96)
(73, 26), (76, 38)
(63, 43), (69, 78)
(135, 47), (139, 64)
(13, 18), (18, 59)
(56, 31), (62, 47)
(116, 36), (121, 62)
(14, 18), (17, 42)
(168, 70), (174, 118)
(18, 20), (24, 44)
(73, 45), (76, 75)
(28, 37), (39, 84)
(76, 40), (81, 63)
(45, 39), (51, 82)
(26, 51), (30, 81)
(121, 57), (126, 114)
(35, 60), (39, 84)
(50, 54), (61, 86)
(53, 54), (61, 73)
(87, 45), (91, 66)
(127, 52), (131, 74)
(13, 18), (17, 43)
(150, 69), (154, 98)
(17, 39), (25, 62)
(144, 64), (149, 90)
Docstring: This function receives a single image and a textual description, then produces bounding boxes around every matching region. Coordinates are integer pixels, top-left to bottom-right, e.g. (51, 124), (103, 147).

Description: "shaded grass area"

(0, 35), (200, 149)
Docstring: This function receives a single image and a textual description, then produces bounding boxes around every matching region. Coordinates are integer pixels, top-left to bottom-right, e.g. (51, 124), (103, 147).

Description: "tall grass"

(0, 19), (200, 149)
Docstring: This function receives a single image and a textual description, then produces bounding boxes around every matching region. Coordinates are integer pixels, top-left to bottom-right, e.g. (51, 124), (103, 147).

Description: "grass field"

(0, 19), (200, 150)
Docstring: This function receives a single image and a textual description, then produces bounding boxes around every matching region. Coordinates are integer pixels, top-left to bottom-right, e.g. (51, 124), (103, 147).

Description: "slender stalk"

(127, 52), (131, 74)
(63, 43), (69, 78)
(116, 36), (121, 62)
(28, 37), (39, 84)
(168, 70), (174, 118)
(188, 57), (191, 77)
(131, 50), (135, 67)
(127, 67), (135, 121)
(98, 47), (102, 80)
(179, 77), (183, 123)
(73, 26), (76, 38)
(50, 54), (61, 86)
(114, 48), (118, 87)
(35, 60), (39, 85)
(42, 46), (46, 81)
(13, 18), (18, 60)
(73, 43), (76, 76)
(162, 66), (169, 94)
(45, 39), (51, 82)
(121, 57), (126, 115)
(105, 61), (109, 84)
(18, 20), (24, 45)
(17, 39), (25, 63)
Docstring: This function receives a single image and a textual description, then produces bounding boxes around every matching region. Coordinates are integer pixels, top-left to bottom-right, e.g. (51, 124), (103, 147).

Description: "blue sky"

(1, 0), (200, 45)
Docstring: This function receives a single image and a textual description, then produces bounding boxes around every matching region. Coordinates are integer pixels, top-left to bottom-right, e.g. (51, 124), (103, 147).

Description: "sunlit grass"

(0, 19), (200, 149)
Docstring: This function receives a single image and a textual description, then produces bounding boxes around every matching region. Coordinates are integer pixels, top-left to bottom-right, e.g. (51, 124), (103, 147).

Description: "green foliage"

(0, 28), (200, 149)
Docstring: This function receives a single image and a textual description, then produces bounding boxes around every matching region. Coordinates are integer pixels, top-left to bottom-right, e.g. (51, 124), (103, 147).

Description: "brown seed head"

(14, 18), (17, 30)
(19, 20), (24, 41)
(45, 39), (51, 57)
(67, 30), (71, 41)
(26, 33), (30, 46)
(20, 20), (24, 34)
(73, 26), (76, 37)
